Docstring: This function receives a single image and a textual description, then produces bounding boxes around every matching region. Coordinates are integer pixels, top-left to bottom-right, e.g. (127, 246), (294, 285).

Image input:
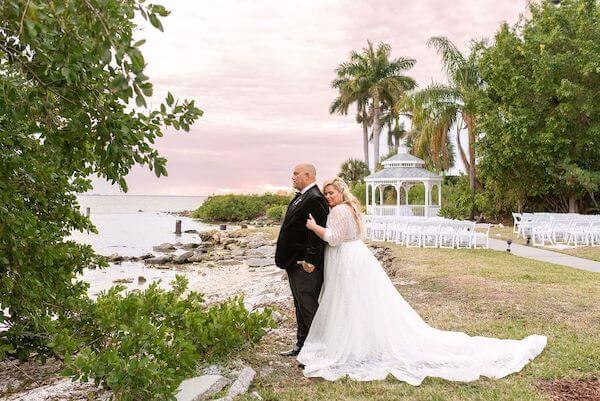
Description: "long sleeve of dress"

(323, 205), (352, 247)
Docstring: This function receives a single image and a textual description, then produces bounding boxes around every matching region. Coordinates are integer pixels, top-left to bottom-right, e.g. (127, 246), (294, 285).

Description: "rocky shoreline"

(0, 226), (397, 401)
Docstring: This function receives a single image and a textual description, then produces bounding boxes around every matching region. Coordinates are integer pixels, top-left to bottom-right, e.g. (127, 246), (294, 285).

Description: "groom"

(275, 164), (329, 357)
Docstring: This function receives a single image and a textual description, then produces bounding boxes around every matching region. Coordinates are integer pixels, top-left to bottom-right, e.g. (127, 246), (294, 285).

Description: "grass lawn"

(238, 242), (600, 401)
(490, 225), (600, 262)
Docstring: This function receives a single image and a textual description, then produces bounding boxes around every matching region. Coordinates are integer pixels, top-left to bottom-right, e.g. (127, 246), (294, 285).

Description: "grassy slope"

(238, 240), (600, 401)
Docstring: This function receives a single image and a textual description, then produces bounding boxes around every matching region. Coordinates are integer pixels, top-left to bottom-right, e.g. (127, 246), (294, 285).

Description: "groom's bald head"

(292, 163), (317, 191)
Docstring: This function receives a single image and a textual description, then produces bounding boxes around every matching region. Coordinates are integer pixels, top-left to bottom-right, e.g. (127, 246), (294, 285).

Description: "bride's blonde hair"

(323, 177), (364, 235)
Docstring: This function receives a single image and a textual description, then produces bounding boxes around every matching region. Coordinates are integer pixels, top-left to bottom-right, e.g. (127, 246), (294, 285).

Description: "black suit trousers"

(286, 265), (324, 348)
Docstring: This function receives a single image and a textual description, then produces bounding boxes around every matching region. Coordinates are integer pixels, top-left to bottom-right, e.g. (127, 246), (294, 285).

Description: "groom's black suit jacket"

(275, 185), (329, 270)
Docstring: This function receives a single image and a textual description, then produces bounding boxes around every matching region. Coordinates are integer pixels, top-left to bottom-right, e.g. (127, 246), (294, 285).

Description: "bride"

(296, 177), (546, 384)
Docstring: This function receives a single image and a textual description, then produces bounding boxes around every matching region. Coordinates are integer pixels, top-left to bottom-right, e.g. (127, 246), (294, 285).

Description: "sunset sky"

(91, 0), (530, 196)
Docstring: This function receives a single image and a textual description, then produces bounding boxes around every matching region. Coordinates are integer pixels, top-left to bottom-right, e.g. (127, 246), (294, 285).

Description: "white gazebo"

(365, 152), (443, 217)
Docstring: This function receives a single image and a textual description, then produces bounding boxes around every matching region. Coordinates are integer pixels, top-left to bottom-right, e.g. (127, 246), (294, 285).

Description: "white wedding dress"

(297, 204), (546, 384)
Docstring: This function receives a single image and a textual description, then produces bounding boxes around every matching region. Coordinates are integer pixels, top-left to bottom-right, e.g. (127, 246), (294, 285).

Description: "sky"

(91, 0), (530, 196)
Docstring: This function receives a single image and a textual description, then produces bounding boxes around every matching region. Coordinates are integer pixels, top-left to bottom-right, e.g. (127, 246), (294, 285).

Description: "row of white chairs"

(365, 216), (491, 249)
(512, 212), (600, 247)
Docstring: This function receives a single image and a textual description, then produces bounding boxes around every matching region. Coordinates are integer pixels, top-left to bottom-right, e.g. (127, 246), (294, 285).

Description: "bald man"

(275, 164), (329, 357)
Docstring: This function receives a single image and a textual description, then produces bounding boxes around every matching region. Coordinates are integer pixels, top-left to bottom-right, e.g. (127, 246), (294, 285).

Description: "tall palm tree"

(331, 41), (417, 166)
(330, 94), (371, 166)
(406, 37), (484, 192)
(381, 106), (407, 154)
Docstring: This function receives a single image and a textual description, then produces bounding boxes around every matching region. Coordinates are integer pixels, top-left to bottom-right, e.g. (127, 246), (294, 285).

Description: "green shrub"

(351, 182), (367, 207)
(193, 194), (291, 222)
(59, 276), (274, 401)
(439, 176), (483, 220)
(266, 205), (286, 222)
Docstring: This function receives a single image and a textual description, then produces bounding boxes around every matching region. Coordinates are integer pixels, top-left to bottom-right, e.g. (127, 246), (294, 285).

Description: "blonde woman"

(297, 177), (546, 384)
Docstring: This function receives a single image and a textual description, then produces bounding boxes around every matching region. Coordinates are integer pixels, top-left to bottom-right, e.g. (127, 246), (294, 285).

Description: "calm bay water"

(71, 195), (212, 257)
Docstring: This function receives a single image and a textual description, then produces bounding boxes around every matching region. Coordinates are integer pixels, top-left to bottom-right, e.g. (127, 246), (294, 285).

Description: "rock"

(140, 253), (154, 260)
(175, 375), (230, 401)
(113, 278), (133, 284)
(153, 243), (176, 252)
(212, 232), (221, 244)
(189, 253), (204, 262)
(144, 255), (173, 265)
(246, 258), (275, 267)
(231, 249), (245, 257)
(138, 276), (147, 285)
(246, 245), (275, 258)
(226, 367), (256, 398)
(181, 242), (200, 249)
(199, 230), (218, 242)
(247, 239), (270, 249)
(184, 229), (198, 234)
(174, 251), (195, 264)
(108, 253), (122, 262)
(271, 311), (283, 323)
(220, 259), (242, 266)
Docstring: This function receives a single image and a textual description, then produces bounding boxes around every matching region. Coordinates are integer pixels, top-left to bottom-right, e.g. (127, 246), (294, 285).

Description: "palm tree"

(338, 158), (370, 188)
(403, 87), (456, 173)
(331, 41), (417, 166)
(406, 37), (484, 192)
(330, 94), (371, 167)
(381, 106), (407, 154)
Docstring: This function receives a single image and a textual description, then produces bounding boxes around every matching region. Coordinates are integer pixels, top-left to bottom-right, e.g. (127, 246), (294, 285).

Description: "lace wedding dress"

(297, 204), (546, 384)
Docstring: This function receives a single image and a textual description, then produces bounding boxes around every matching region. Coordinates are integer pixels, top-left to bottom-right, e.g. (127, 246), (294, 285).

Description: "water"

(70, 195), (219, 298)
(72, 195), (211, 257)
(77, 194), (206, 214)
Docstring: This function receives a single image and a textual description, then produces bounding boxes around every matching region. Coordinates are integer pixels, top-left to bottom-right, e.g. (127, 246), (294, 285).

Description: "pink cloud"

(92, 0), (528, 195)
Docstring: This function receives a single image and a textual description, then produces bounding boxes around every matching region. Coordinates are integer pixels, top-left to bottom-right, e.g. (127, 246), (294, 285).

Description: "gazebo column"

(438, 183), (442, 207)
(424, 181), (430, 217)
(395, 182), (401, 216)
(365, 184), (370, 213)
(379, 185), (384, 214)
(371, 184), (376, 213)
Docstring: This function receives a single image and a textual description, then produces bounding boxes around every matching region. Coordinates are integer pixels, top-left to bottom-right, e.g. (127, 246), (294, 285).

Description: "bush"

(439, 176), (483, 220)
(58, 276), (274, 401)
(266, 205), (286, 222)
(351, 182), (367, 207)
(193, 194), (291, 222)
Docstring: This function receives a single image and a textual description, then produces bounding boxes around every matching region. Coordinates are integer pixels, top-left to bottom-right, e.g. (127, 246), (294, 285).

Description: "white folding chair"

(454, 221), (475, 249)
(472, 223), (491, 249)
(405, 221), (423, 247)
(422, 222), (440, 248)
(567, 221), (592, 246)
(438, 222), (457, 248)
(512, 212), (522, 234)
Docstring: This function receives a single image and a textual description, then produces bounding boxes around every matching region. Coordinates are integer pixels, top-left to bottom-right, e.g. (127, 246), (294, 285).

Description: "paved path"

(489, 238), (600, 273)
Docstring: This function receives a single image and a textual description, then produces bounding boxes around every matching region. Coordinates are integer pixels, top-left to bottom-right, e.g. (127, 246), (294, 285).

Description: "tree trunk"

(361, 104), (370, 168)
(372, 103), (382, 166)
(441, 126), (449, 172)
(362, 119), (370, 168)
(456, 123), (470, 174)
(464, 113), (477, 194)
(568, 194), (578, 213)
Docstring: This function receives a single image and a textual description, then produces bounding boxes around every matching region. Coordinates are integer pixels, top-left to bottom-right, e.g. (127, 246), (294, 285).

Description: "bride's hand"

(306, 213), (318, 231)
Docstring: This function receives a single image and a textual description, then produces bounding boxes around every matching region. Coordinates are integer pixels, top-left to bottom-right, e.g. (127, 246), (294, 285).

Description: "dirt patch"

(538, 377), (600, 401)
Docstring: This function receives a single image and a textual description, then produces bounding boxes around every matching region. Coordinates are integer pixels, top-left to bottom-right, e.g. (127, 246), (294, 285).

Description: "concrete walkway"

(489, 238), (600, 273)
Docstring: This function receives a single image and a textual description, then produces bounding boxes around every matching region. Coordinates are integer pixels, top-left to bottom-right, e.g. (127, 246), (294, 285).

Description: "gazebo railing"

(366, 205), (440, 217)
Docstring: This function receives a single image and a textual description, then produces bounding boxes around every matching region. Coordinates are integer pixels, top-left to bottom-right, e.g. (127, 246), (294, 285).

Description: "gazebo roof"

(381, 153), (425, 166)
(365, 151), (442, 182)
(365, 167), (441, 180)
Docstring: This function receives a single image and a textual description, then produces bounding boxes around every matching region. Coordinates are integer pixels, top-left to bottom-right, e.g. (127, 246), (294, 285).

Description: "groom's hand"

(297, 260), (315, 273)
